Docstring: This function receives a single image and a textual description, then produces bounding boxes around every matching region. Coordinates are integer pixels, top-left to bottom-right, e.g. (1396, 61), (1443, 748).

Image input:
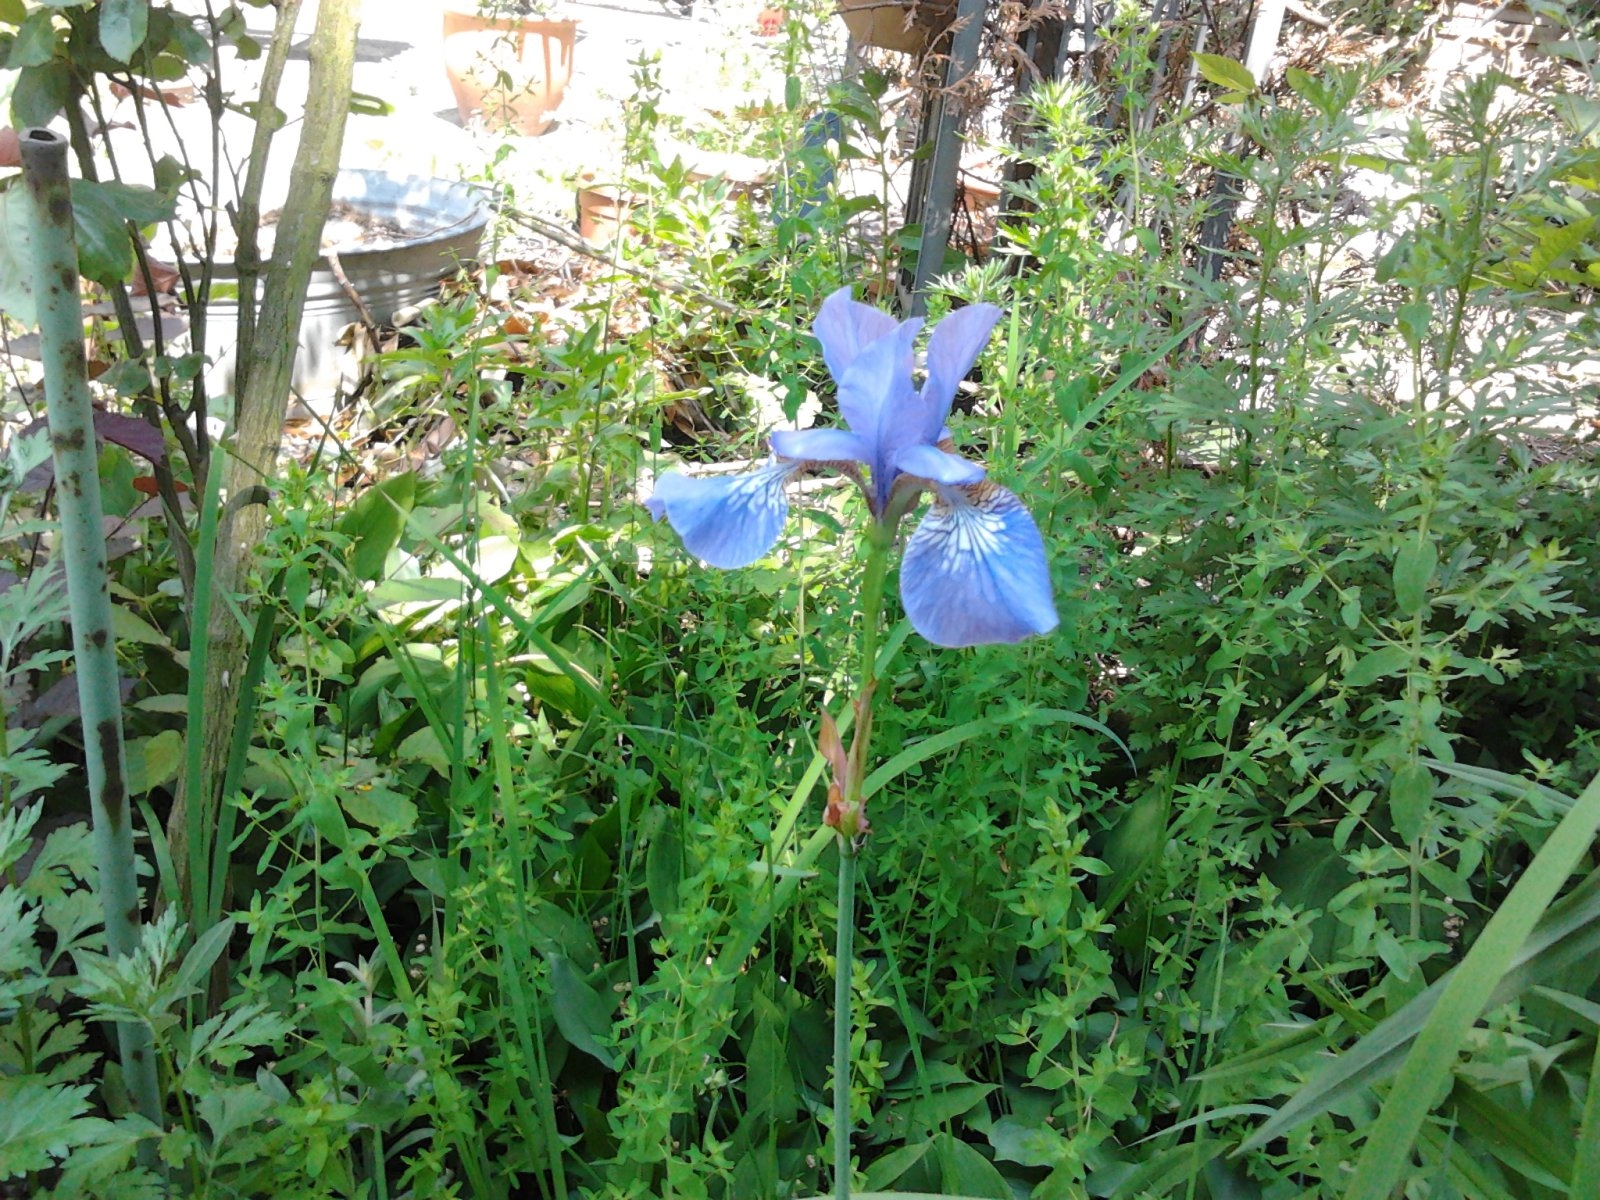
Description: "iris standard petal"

(836, 317), (922, 482)
(890, 443), (986, 487)
(645, 462), (794, 569)
(812, 286), (900, 383)
(920, 303), (1003, 435)
(900, 480), (1058, 648)
(769, 427), (873, 465)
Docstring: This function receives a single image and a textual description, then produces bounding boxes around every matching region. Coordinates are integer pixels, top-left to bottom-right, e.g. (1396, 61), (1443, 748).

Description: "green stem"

(832, 522), (894, 1200)
(857, 523), (893, 693)
(832, 838), (858, 1200)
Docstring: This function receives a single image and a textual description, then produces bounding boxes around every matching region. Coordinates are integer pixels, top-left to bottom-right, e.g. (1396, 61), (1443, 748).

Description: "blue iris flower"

(645, 288), (1058, 648)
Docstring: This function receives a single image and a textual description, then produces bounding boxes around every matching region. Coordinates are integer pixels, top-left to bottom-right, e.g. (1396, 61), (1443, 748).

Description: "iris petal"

(835, 316), (921, 461)
(812, 286), (901, 383)
(645, 462), (795, 569)
(920, 304), (1002, 434)
(891, 443), (985, 487)
(900, 481), (1058, 648)
(770, 427), (872, 465)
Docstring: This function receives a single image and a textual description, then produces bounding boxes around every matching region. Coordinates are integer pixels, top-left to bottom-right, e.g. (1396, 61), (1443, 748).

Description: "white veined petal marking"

(724, 465), (792, 520)
(926, 487), (1006, 574)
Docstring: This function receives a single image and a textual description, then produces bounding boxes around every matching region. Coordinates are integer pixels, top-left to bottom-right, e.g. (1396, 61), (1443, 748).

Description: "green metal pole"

(908, 0), (988, 315)
(19, 128), (164, 1134)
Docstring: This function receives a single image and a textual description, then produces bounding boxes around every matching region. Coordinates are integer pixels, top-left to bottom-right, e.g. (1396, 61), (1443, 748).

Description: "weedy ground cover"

(1, 1), (1599, 1198)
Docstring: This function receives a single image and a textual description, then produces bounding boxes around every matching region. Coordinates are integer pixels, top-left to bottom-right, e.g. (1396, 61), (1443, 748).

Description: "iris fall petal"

(645, 462), (795, 569)
(900, 481), (1059, 648)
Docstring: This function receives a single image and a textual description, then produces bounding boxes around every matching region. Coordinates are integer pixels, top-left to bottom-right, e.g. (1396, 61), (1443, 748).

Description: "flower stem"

(857, 523), (894, 694)
(832, 523), (893, 1200)
(832, 835), (858, 1200)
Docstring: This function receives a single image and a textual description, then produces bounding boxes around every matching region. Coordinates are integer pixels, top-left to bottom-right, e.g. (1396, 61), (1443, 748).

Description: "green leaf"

(175, 919), (236, 993)
(1528, 215), (1595, 277)
(339, 783), (418, 839)
(0, 187), (37, 326)
(1552, 94), (1600, 143)
(11, 59), (69, 127)
(1392, 537), (1436, 616)
(0, 0), (27, 25)
(1098, 790), (1166, 915)
(548, 954), (616, 1068)
(1396, 299), (1432, 355)
(1576, 1019), (1600, 1198)
(197, 1084), (275, 1145)
(1340, 586), (1363, 630)
(0, 1079), (93, 1174)
(283, 562), (310, 612)
(1242, 827), (1600, 1155)
(70, 179), (176, 285)
(303, 791), (349, 849)
(645, 818), (683, 916)
(1388, 761), (1434, 843)
(871, 1083), (994, 1141)
(935, 1133), (1011, 1200)
(111, 606), (169, 647)
(1345, 644), (1412, 687)
(862, 1141), (935, 1191)
(0, 799), (40, 876)
(396, 725), (451, 777)
(988, 1116), (1071, 1169)
(127, 729), (183, 795)
(1242, 767), (1600, 1197)
(744, 1001), (799, 1124)
(1193, 53), (1256, 94)
(99, 0), (148, 62)
(1344, 766), (1600, 1200)
(863, 707), (1131, 800)
(1452, 1080), (1571, 1190)
(339, 472), (416, 582)
(9, 9), (58, 67)
(407, 855), (460, 899)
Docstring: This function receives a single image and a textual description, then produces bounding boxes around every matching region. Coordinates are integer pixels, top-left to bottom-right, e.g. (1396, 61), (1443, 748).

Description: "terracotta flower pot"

(836, 0), (954, 55)
(575, 173), (634, 244)
(442, 5), (578, 136)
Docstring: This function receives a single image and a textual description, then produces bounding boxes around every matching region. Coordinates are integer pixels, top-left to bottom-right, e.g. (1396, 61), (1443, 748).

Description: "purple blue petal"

(920, 303), (1002, 434)
(770, 427), (872, 465)
(834, 317), (922, 478)
(900, 481), (1058, 648)
(890, 443), (986, 488)
(645, 462), (795, 569)
(812, 286), (900, 383)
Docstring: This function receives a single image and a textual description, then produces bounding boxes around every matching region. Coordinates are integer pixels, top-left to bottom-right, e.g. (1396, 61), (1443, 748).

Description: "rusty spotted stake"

(20, 128), (164, 1137)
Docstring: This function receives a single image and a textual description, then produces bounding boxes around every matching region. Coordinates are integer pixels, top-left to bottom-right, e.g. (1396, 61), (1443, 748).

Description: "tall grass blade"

(1246, 767), (1600, 1198)
(1241, 769), (1600, 1157)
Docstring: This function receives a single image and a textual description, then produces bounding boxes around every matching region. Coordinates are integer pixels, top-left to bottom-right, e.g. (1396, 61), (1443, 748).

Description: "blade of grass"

(1241, 796), (1600, 1154)
(181, 433), (227, 919)
(1341, 767), (1600, 1200)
